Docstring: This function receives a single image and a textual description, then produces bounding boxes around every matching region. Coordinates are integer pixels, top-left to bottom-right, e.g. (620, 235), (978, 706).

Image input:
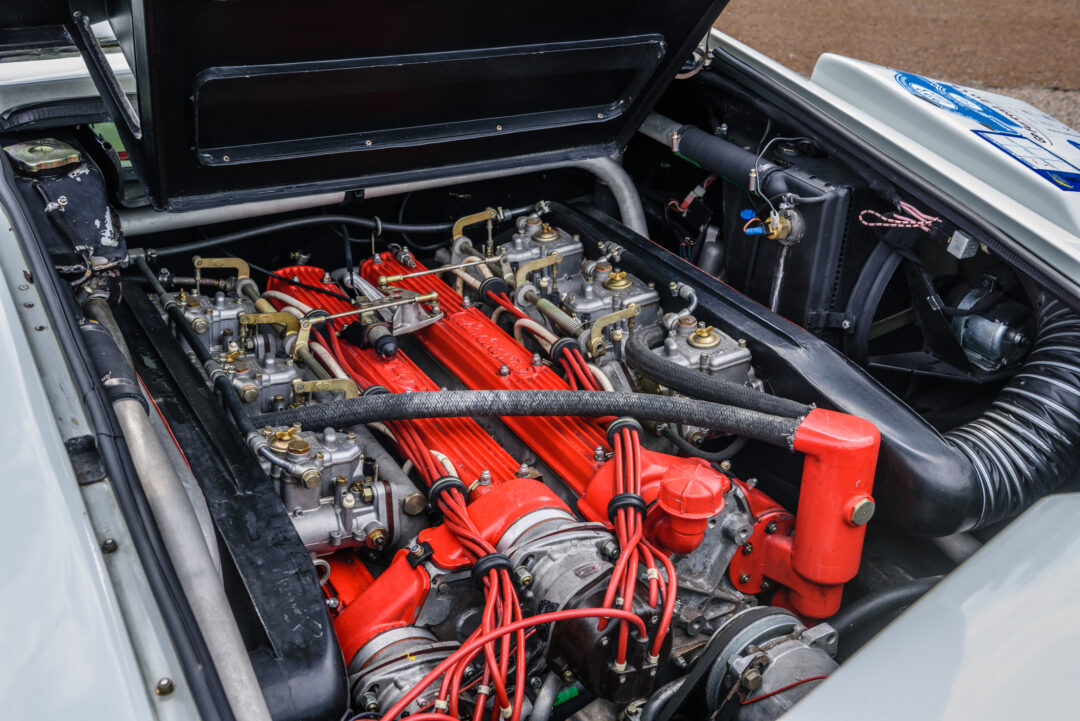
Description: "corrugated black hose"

(252, 389), (803, 449)
(946, 299), (1080, 525)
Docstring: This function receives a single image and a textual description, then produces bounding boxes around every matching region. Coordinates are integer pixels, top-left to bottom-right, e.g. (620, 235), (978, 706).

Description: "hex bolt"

(359, 692), (379, 711)
(239, 384), (259, 403)
(301, 468), (322, 489)
(191, 316), (209, 334)
(594, 446), (606, 462)
(498, 364), (511, 377)
(514, 566), (533, 588)
(402, 492), (427, 515)
(739, 669), (763, 692)
(765, 520), (779, 534)
(515, 462), (530, 478)
(531, 353), (543, 366)
(101, 538), (119, 554)
(410, 544), (425, 558)
(601, 539), (621, 559)
(738, 573), (751, 584)
(530, 677), (543, 690)
(760, 579), (773, 591)
(155, 678), (175, 696)
(742, 543), (753, 555)
(719, 459), (732, 471)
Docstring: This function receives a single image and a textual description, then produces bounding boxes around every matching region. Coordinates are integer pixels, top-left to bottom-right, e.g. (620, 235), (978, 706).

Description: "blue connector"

(744, 226), (766, 236)
(739, 209), (756, 221)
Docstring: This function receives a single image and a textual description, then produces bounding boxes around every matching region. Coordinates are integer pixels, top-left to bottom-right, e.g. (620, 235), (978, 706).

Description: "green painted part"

(553, 685), (579, 707)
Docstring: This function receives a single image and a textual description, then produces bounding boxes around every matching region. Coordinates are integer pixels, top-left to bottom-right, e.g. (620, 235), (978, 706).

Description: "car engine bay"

(4, 27), (1080, 721)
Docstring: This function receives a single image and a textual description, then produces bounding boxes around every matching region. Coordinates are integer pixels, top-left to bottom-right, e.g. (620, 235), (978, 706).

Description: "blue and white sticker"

(895, 71), (1021, 133)
(975, 131), (1080, 192)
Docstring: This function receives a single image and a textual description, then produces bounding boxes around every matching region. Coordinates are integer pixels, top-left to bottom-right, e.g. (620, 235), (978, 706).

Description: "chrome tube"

(118, 156), (649, 238)
(113, 398), (272, 721)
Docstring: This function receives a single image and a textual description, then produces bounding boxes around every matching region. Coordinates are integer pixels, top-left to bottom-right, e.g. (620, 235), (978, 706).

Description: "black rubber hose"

(672, 124), (792, 196)
(640, 679), (684, 721)
(626, 326), (811, 419)
(828, 576), (942, 639)
(253, 390), (803, 449)
(945, 299), (1080, 525)
(154, 215), (453, 257)
(660, 425), (748, 461)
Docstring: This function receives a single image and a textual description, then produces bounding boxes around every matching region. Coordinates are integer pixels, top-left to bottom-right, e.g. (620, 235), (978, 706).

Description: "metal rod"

(310, 292), (439, 323)
(377, 257), (500, 286)
(118, 156), (649, 238)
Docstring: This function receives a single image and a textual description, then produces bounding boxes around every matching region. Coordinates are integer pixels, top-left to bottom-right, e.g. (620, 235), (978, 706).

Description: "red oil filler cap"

(652, 460), (730, 554)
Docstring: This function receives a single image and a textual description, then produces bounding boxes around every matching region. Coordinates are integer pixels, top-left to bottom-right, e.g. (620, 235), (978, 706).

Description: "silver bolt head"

(850, 498), (876, 526)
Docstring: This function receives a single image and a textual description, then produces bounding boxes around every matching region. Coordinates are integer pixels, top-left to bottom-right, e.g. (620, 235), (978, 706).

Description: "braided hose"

(252, 389), (803, 449)
(946, 299), (1080, 526)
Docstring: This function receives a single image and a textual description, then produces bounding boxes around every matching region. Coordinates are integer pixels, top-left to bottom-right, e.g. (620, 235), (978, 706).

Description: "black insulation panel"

(72, 0), (728, 209)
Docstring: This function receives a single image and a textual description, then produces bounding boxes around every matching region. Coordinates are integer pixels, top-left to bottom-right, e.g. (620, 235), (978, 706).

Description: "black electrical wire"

(342, 225), (355, 280)
(155, 214), (458, 257)
(217, 250), (352, 303)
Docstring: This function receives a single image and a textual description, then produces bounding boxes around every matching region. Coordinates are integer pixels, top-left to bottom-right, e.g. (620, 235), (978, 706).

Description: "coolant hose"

(945, 299), (1080, 525)
(626, 325), (811, 418)
(827, 576), (941, 642)
(639, 113), (791, 196)
(253, 389), (803, 448)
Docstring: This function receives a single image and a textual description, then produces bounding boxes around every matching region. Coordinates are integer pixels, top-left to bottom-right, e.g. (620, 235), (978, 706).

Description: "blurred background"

(717, 0), (1080, 128)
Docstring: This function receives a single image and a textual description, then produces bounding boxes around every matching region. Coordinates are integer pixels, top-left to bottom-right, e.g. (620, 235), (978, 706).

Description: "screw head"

(155, 678), (174, 696)
(738, 573), (751, 584)
(765, 520), (779, 534)
(101, 538), (118, 553)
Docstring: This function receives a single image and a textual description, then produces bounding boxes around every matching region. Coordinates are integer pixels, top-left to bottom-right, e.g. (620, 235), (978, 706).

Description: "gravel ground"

(716, 0), (1080, 128)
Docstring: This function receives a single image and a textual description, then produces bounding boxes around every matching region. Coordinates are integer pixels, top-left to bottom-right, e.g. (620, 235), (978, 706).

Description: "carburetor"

(254, 424), (426, 555)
